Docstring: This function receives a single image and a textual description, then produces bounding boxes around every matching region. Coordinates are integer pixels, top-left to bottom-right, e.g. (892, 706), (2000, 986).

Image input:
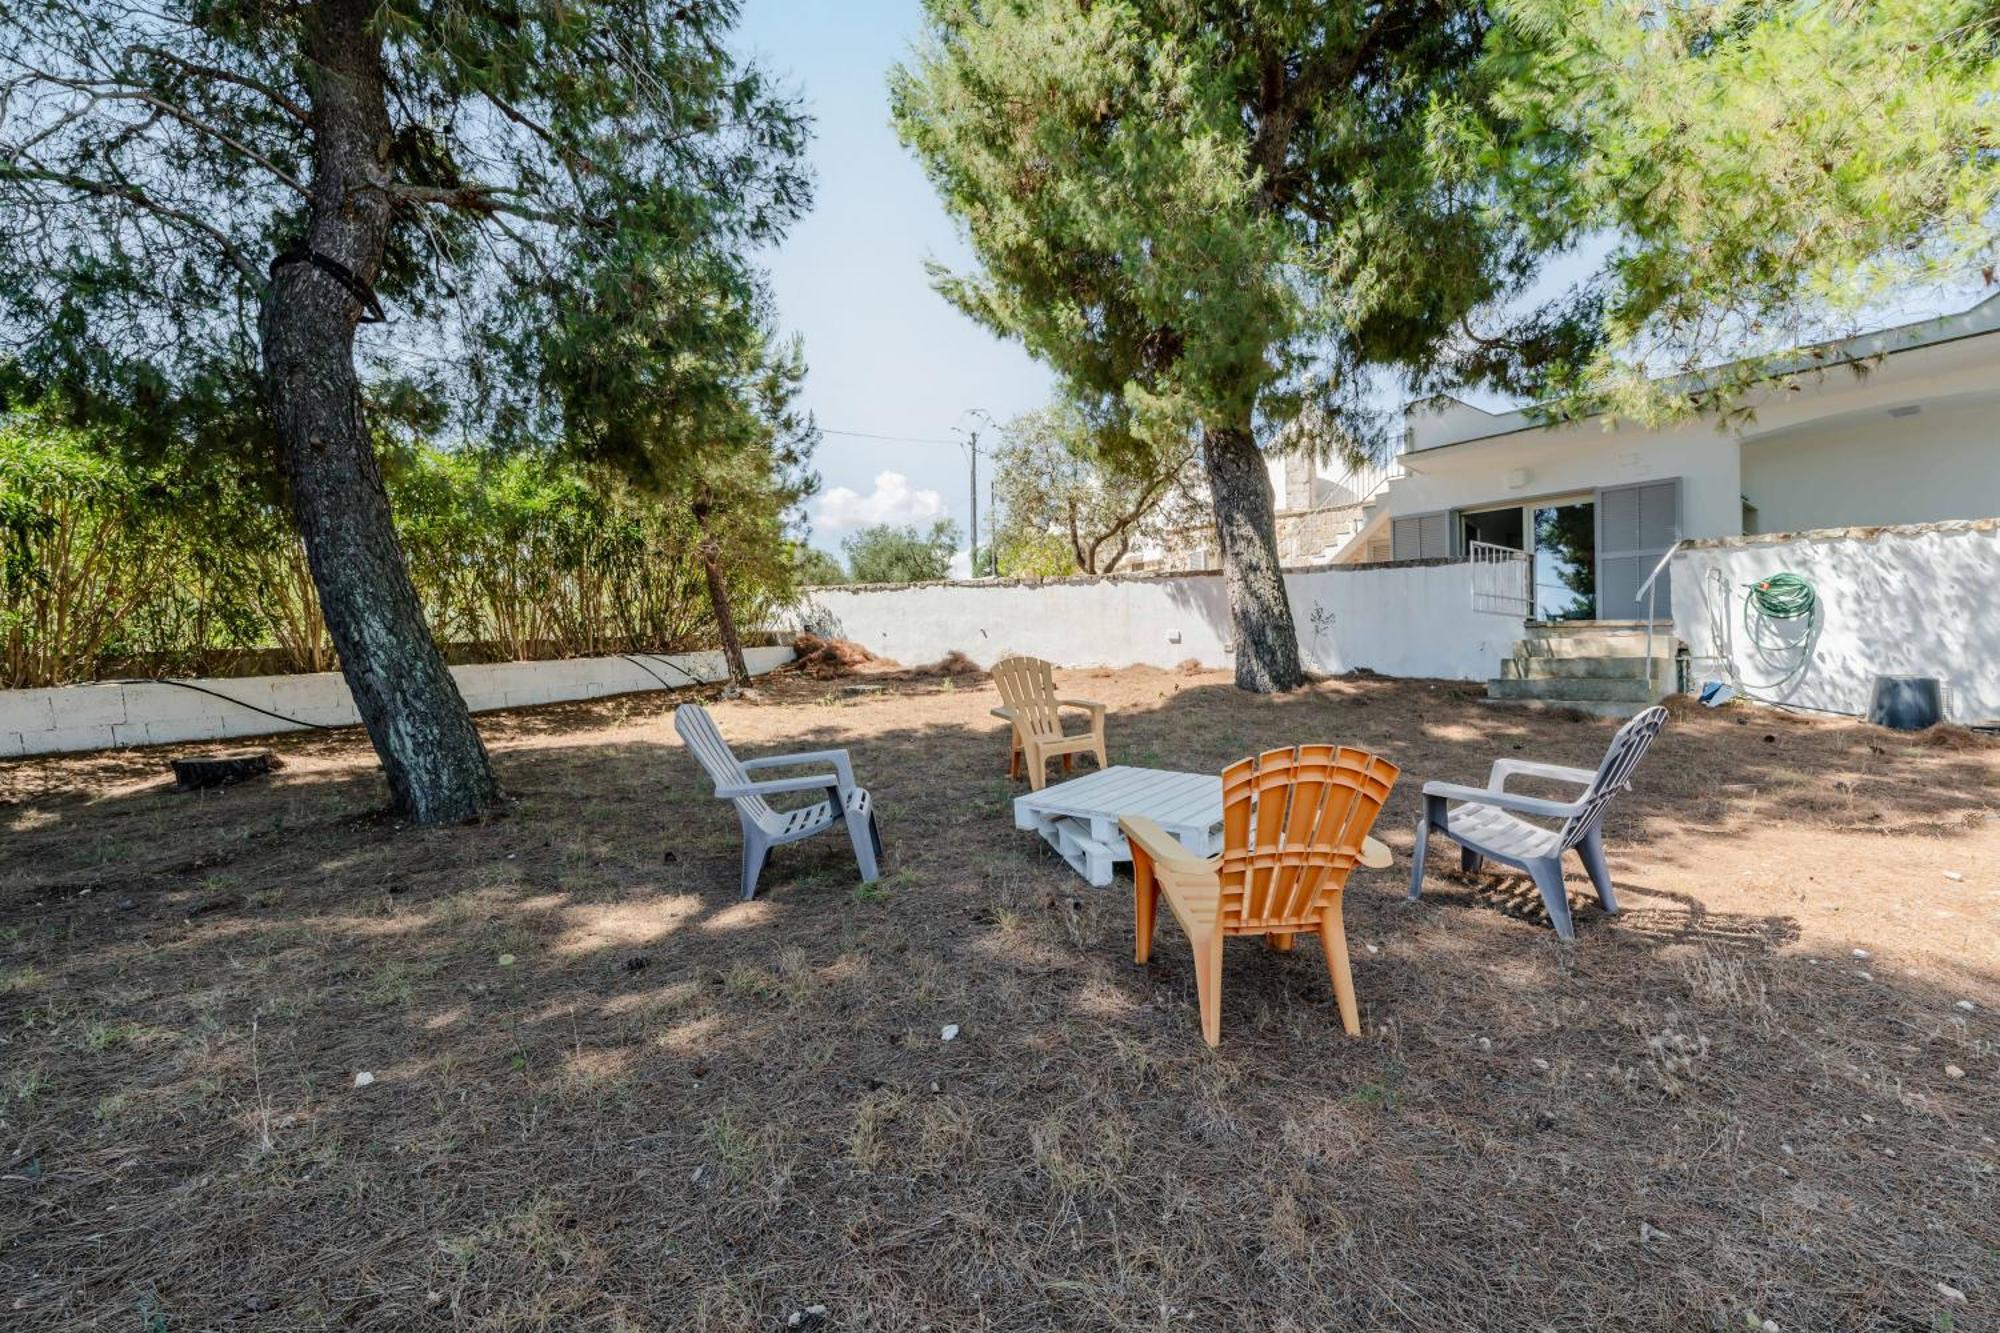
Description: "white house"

(1079, 293), (2000, 719)
(1327, 292), (2000, 623)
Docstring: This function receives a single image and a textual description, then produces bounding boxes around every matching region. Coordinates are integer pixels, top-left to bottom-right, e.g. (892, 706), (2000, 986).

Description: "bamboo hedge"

(0, 425), (795, 688)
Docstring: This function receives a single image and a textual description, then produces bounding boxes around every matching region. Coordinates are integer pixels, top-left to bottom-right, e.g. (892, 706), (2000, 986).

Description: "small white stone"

(1945, 1065), (1966, 1080)
(1533, 1058), (1550, 1071)
(1936, 1283), (1966, 1304)
(498, 954), (516, 967)
(1365, 943), (1379, 954)
(1856, 970), (1873, 981)
(1477, 1037), (1492, 1051)
(1762, 1320), (1780, 1332)
(1956, 1000), (1976, 1012)
(1851, 948), (1871, 960)
(1943, 870), (1964, 882)
(940, 1024), (959, 1042)
(352, 1071), (375, 1088)
(1780, 1143), (1794, 1155)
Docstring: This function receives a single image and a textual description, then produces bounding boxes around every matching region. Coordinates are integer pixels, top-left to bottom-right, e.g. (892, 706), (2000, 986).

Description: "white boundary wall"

(792, 563), (1518, 681)
(1671, 519), (2000, 723)
(0, 645), (793, 758)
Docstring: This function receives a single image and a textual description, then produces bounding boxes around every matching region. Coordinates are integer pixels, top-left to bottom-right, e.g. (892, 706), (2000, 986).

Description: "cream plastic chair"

(989, 655), (1107, 791)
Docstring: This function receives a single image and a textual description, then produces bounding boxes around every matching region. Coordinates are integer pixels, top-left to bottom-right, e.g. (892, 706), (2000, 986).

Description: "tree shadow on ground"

(1, 667), (1995, 1332)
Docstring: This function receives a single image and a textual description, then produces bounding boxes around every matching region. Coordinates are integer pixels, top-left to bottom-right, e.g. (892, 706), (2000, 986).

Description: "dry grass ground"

(2, 665), (1996, 1332)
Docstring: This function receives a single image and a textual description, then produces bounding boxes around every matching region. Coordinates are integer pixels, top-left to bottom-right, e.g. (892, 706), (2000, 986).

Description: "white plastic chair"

(1408, 706), (1668, 939)
(674, 703), (881, 900)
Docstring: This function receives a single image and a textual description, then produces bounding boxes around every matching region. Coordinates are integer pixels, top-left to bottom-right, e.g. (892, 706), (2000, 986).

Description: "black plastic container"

(1868, 675), (1944, 731)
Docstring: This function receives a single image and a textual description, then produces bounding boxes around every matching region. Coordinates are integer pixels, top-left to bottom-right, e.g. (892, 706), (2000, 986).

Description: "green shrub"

(0, 419), (796, 687)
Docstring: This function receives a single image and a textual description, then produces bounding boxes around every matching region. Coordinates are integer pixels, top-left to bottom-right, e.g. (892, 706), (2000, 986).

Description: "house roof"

(1404, 290), (2000, 456)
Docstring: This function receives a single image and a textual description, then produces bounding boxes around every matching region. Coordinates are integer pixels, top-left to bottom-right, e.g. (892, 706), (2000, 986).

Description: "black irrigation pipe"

(103, 649), (719, 736)
(105, 677), (343, 731)
(618, 652), (711, 692)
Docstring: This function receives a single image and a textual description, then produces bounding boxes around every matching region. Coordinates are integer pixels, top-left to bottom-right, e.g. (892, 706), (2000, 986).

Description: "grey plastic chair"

(1408, 705), (1668, 939)
(674, 703), (882, 900)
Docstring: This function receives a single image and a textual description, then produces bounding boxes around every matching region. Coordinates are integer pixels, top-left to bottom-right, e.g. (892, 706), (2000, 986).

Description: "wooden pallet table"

(1013, 766), (1220, 887)
(1013, 764), (1392, 888)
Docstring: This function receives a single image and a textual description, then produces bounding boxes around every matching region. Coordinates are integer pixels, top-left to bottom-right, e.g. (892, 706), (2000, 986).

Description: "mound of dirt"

(789, 632), (877, 679)
(1912, 722), (1999, 751)
(908, 650), (983, 678)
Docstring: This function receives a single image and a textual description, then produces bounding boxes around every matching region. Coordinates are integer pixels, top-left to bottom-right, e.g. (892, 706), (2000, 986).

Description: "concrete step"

(1487, 676), (1661, 704)
(1513, 634), (1676, 660)
(1480, 698), (1654, 721)
(1524, 620), (1671, 635)
(1499, 655), (1663, 681)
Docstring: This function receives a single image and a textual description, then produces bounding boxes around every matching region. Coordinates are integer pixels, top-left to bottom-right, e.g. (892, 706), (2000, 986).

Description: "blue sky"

(735, 1), (1053, 563)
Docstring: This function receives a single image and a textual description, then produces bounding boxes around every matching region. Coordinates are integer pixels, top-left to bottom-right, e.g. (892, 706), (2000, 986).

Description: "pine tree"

(893, 1), (1577, 690)
(1, 0), (807, 819)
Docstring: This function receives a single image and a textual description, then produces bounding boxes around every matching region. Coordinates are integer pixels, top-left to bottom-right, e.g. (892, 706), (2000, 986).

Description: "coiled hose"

(1746, 572), (1817, 625)
(1710, 568), (1820, 697)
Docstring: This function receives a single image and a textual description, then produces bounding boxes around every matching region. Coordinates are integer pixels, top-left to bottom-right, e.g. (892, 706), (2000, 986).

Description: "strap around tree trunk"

(269, 244), (385, 324)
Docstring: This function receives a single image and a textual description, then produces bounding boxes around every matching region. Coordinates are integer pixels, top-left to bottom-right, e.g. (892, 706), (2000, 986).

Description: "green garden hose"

(1745, 571), (1817, 625)
(1713, 567), (1820, 697)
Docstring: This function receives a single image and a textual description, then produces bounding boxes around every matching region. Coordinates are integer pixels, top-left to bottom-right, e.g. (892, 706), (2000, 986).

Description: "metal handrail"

(1347, 456), (1404, 506)
(1635, 539), (1685, 695)
(1634, 539), (1683, 604)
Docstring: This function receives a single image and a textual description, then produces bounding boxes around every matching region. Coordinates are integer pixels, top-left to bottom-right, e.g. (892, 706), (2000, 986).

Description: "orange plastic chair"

(989, 655), (1108, 791)
(1122, 745), (1399, 1047)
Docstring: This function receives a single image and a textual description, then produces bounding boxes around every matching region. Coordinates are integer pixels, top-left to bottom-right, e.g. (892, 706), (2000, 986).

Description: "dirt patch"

(1, 669), (1995, 1331)
(787, 631), (879, 678)
(906, 650), (983, 678)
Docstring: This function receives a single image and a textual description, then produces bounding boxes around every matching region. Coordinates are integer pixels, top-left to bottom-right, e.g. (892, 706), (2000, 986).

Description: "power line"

(818, 426), (967, 448)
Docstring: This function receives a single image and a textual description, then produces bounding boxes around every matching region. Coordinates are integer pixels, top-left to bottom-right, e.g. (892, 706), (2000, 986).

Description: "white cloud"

(947, 548), (972, 580)
(815, 471), (947, 530)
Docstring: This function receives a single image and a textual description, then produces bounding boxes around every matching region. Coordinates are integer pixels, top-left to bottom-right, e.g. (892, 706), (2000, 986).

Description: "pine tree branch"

(124, 44), (310, 126)
(14, 68), (308, 195)
(0, 161), (264, 287)
(388, 181), (582, 227)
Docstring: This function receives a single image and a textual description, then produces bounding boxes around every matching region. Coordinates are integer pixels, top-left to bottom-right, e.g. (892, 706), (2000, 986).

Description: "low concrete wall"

(1671, 519), (2000, 723)
(1288, 564), (1521, 680)
(792, 562), (1516, 681)
(0, 646), (794, 757)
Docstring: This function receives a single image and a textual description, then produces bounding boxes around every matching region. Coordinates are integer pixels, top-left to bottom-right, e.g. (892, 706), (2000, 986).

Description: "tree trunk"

(259, 0), (498, 823)
(695, 508), (751, 687)
(1201, 423), (1304, 692)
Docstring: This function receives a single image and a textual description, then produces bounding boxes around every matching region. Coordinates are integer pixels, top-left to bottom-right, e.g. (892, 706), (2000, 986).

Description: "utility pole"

(968, 429), (979, 579)
(956, 409), (993, 580)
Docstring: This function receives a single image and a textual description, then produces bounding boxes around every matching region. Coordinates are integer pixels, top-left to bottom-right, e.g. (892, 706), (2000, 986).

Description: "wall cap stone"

(806, 555), (1467, 595)
(1681, 516), (2000, 550)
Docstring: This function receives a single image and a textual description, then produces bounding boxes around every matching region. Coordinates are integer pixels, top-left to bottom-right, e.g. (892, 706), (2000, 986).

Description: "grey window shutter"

(1419, 512), (1452, 560)
(1597, 478), (1682, 615)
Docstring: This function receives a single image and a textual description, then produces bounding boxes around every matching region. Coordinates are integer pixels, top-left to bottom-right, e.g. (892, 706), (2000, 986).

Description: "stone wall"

(789, 561), (1519, 682)
(0, 646), (795, 757)
(1670, 518), (2000, 723)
